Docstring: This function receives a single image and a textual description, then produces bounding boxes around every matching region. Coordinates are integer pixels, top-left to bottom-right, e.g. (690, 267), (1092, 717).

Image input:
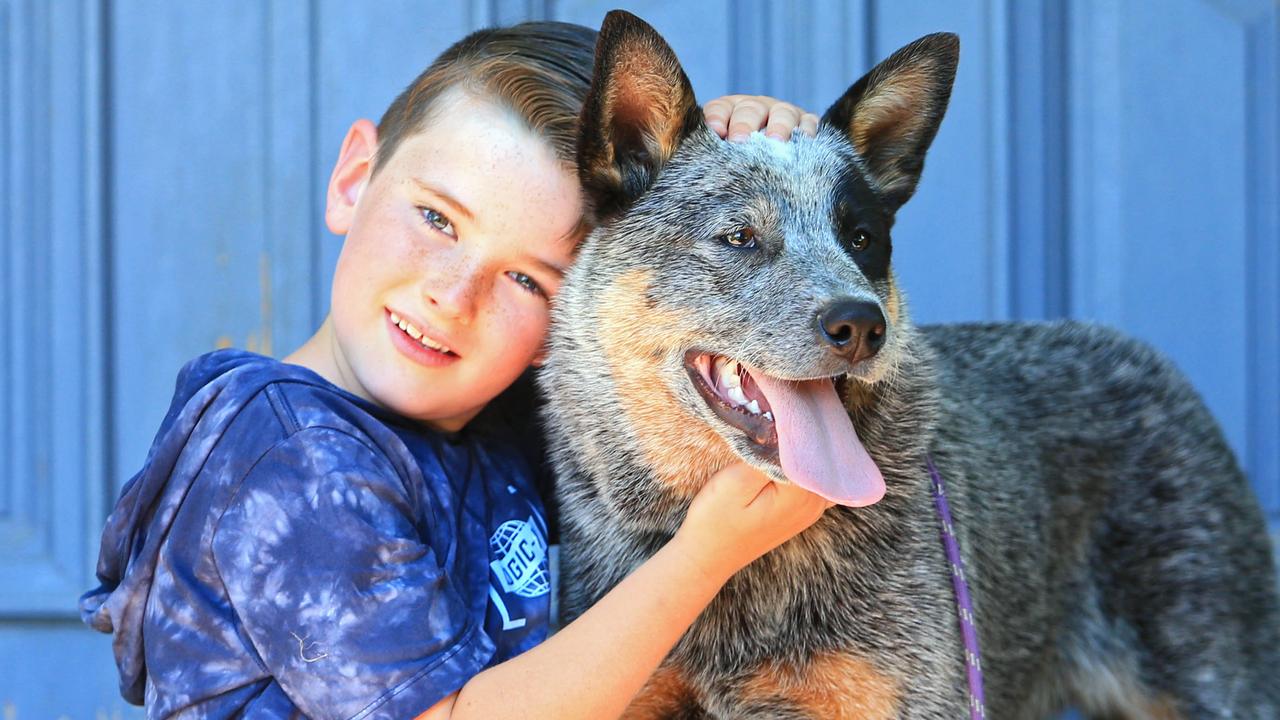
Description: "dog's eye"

(719, 228), (757, 249)
(851, 229), (872, 252)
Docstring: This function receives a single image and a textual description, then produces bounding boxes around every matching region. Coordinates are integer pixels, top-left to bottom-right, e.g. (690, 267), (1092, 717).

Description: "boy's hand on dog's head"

(703, 95), (819, 142)
(675, 462), (833, 580)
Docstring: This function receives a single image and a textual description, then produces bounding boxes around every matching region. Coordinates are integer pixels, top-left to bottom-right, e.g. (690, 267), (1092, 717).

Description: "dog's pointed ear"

(822, 33), (959, 212)
(578, 10), (705, 221)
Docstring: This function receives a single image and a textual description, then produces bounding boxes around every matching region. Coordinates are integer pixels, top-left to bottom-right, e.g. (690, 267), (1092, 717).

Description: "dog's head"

(547, 11), (957, 514)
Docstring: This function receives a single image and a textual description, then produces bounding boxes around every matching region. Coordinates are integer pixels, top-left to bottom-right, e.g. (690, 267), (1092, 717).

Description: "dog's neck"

(843, 321), (944, 474)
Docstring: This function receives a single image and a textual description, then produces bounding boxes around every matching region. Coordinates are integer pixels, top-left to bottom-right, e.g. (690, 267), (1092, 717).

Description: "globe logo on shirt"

(489, 516), (550, 598)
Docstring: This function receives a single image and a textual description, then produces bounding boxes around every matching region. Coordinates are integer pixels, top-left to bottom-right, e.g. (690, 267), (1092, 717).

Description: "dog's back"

(923, 321), (1280, 716)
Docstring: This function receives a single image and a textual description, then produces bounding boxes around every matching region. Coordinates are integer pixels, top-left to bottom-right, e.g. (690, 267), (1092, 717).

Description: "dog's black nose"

(817, 299), (886, 363)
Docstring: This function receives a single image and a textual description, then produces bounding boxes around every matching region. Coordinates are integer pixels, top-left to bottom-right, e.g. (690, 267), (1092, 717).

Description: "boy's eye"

(507, 271), (546, 298)
(419, 207), (456, 237)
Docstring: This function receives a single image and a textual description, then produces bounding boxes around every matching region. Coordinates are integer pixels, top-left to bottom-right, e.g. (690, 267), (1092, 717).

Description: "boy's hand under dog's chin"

(673, 462), (834, 581)
(703, 95), (819, 142)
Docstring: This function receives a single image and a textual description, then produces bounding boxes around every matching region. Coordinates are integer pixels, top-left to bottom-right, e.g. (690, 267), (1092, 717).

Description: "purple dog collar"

(927, 456), (987, 719)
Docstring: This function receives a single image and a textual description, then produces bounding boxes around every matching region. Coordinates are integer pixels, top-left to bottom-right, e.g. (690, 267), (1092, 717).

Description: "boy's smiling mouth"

(387, 309), (460, 367)
(390, 311), (454, 354)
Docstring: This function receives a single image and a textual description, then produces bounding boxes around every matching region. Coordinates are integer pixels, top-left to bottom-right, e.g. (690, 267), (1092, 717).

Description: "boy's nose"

(424, 266), (484, 324)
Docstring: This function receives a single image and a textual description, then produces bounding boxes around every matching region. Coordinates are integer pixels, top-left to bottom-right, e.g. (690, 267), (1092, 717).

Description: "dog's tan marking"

(738, 651), (900, 720)
(1106, 691), (1183, 720)
(1141, 696), (1184, 720)
(623, 665), (700, 720)
(585, 38), (695, 197)
(885, 281), (902, 325)
(595, 271), (735, 495)
(1072, 660), (1187, 720)
(845, 63), (944, 194)
(607, 54), (691, 159)
(850, 65), (934, 145)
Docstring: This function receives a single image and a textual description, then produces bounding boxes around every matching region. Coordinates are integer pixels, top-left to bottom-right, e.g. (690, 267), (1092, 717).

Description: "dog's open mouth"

(683, 349), (887, 507)
(685, 352), (779, 454)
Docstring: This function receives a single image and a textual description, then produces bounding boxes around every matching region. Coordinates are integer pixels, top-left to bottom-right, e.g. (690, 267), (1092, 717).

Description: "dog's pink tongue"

(748, 371), (885, 507)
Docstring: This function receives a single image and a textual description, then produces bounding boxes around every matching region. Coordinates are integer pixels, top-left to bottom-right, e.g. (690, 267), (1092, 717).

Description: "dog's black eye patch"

(834, 171), (892, 281)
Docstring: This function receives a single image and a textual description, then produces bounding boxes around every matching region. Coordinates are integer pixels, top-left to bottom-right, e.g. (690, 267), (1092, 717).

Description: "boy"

(83, 21), (827, 720)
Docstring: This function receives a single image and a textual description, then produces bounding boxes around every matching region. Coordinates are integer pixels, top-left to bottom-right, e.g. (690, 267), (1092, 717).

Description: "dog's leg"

(1066, 468), (1280, 718)
(623, 663), (708, 720)
(733, 651), (902, 719)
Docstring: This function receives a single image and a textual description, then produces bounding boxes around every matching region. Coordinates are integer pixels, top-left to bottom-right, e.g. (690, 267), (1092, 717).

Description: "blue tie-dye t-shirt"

(81, 350), (552, 719)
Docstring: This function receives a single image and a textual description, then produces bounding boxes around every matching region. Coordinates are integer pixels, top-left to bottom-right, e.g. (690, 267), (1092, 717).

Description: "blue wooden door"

(2, 1), (1275, 717)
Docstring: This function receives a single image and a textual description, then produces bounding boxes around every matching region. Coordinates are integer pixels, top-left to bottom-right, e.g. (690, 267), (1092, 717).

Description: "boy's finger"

(799, 113), (820, 138)
(773, 478), (833, 510)
(703, 96), (737, 138)
(764, 103), (802, 141)
(714, 462), (774, 503)
(747, 477), (778, 507)
(727, 98), (770, 142)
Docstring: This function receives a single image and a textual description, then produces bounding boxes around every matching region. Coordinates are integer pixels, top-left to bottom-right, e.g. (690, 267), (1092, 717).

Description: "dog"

(540, 10), (1280, 718)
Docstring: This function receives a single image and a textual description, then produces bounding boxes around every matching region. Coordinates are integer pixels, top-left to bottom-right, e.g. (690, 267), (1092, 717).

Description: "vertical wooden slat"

(7, 0), (39, 548)
(984, 0), (1012, 322)
(0, 0), (106, 616)
(1, 0), (13, 522)
(1008, 0), (1069, 320)
(1066, 0), (1125, 324)
(49, 0), (108, 599)
(266, 0), (318, 358)
(80, 0), (109, 585)
(1242, 4), (1279, 519)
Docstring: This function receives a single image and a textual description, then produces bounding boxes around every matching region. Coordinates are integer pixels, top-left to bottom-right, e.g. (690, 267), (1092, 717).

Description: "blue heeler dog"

(540, 10), (1280, 718)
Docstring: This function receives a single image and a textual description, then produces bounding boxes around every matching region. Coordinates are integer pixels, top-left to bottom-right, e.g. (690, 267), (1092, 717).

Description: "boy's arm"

(419, 463), (831, 720)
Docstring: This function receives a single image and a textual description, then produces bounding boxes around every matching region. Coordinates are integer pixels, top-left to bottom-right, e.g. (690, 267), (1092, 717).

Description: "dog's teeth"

(719, 363), (740, 389)
(727, 386), (748, 406)
(746, 399), (761, 414)
(763, 411), (774, 421)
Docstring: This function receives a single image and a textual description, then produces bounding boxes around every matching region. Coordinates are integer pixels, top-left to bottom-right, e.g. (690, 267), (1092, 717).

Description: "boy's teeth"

(424, 337), (451, 353)
(391, 312), (452, 354)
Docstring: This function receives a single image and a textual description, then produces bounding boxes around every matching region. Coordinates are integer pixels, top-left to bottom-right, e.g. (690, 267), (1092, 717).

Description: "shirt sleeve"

(211, 427), (495, 720)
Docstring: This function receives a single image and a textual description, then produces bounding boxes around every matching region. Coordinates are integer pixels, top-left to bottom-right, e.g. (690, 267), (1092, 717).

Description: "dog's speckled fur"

(541, 11), (1280, 718)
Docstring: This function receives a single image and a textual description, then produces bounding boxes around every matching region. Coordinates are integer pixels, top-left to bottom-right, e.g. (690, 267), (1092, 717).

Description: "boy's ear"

(325, 119), (378, 235)
(822, 33), (959, 213)
(578, 10), (705, 221)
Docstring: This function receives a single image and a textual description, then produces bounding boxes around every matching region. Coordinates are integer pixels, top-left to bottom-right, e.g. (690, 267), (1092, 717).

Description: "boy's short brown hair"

(373, 21), (597, 177)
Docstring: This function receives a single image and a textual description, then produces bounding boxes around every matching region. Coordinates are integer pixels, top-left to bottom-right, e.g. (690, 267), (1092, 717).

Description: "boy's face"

(322, 89), (581, 431)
